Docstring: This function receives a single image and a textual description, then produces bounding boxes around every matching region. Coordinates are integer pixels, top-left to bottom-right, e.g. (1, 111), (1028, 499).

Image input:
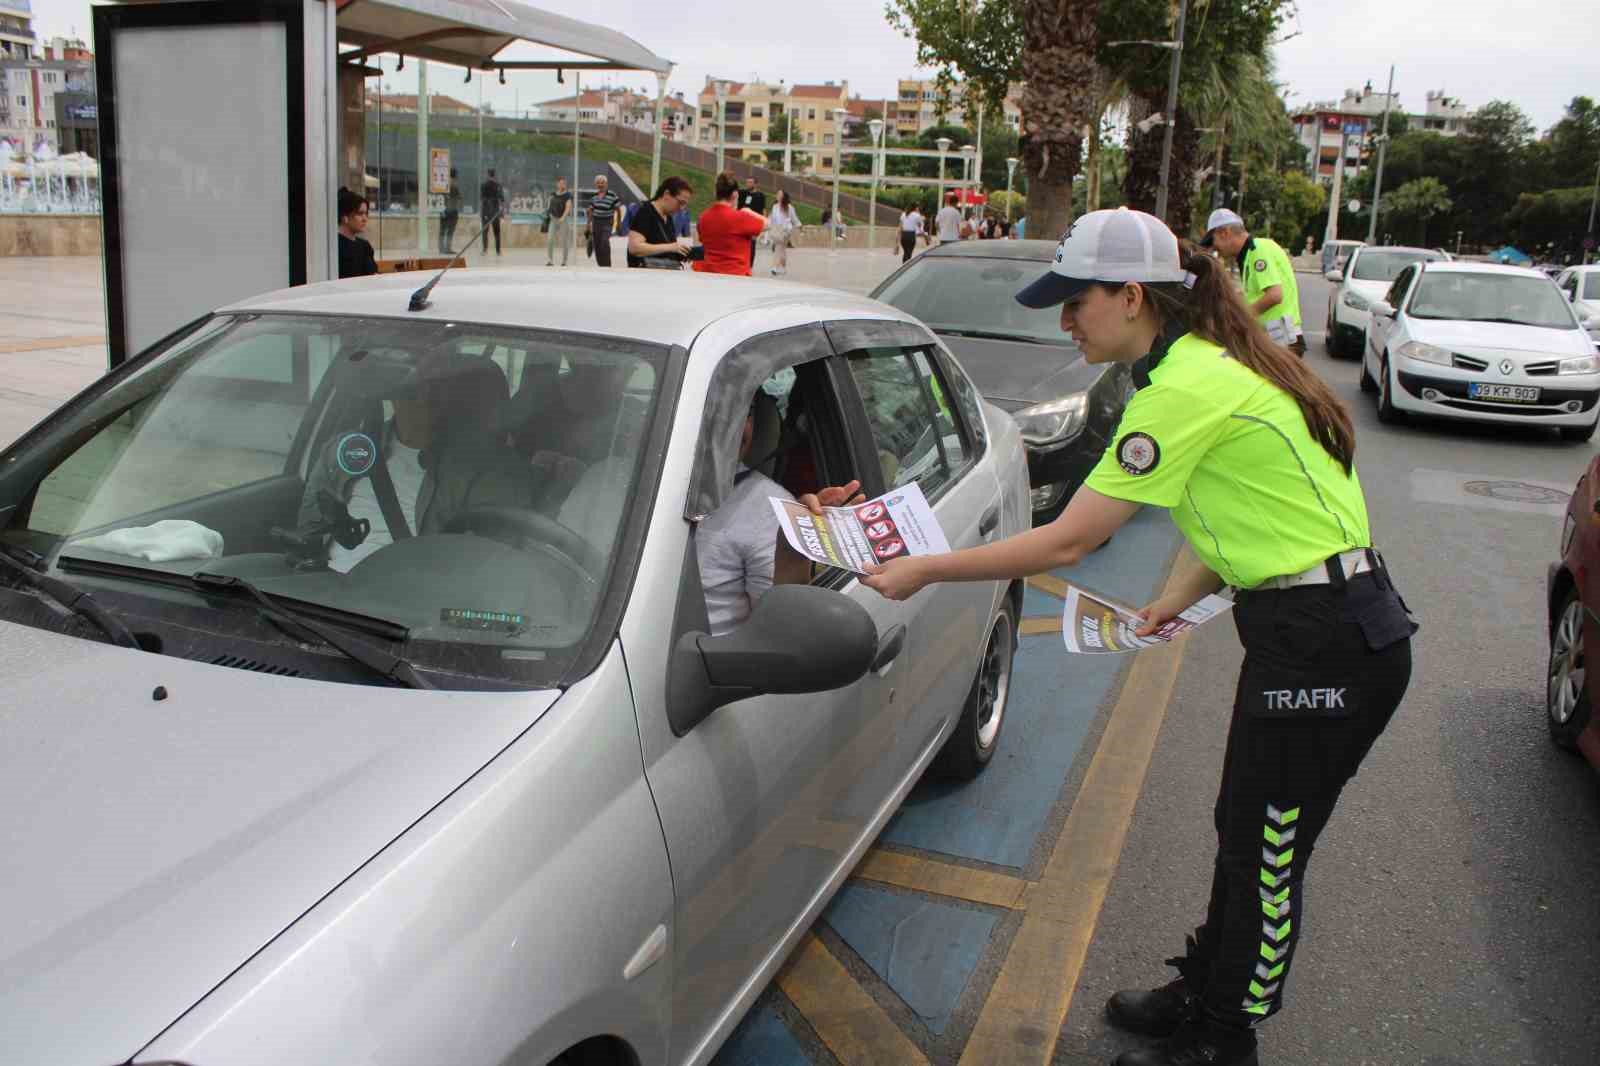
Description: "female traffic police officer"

(860, 208), (1416, 1066)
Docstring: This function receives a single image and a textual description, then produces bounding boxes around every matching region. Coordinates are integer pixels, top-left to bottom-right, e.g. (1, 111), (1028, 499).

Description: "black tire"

(1560, 418), (1598, 443)
(1376, 354), (1404, 424)
(934, 596), (1017, 779)
(1359, 349), (1378, 393)
(1548, 586), (1591, 751)
(1324, 306), (1339, 354)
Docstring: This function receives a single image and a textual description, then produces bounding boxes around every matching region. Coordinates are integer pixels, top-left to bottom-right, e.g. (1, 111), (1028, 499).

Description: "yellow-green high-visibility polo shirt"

(1084, 332), (1370, 588)
(1240, 236), (1302, 344)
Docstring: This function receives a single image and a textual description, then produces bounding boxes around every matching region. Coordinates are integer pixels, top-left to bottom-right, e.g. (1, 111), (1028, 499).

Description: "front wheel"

(1376, 355), (1404, 424)
(1548, 587), (1591, 751)
(934, 596), (1017, 779)
(1359, 348), (1378, 393)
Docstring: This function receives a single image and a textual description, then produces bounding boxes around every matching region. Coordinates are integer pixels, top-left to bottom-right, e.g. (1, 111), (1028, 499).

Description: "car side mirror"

(667, 584), (877, 735)
(1326, 269), (1344, 282)
(1373, 302), (1396, 318)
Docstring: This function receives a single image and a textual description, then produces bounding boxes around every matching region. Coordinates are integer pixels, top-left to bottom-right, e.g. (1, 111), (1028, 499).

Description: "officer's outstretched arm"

(1249, 285), (1283, 315)
(861, 487), (1139, 601)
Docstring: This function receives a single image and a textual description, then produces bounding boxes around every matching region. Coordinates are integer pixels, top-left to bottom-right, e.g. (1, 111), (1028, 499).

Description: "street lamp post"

(829, 107), (847, 253)
(1153, 0), (1189, 220)
(936, 135), (952, 214)
(1367, 65), (1396, 245)
(868, 117), (885, 254)
(714, 80), (729, 173)
(650, 68), (670, 194)
(1005, 156), (1019, 225)
(1585, 150), (1600, 265)
(960, 143), (976, 224)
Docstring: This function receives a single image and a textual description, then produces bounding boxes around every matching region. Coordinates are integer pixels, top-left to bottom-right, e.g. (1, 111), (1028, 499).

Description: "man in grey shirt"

(935, 191), (964, 244)
(696, 388), (861, 636)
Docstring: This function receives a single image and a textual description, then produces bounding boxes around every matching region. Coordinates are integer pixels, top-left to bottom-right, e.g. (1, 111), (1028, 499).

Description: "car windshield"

(1408, 273), (1579, 329)
(1585, 274), (1600, 300)
(875, 256), (1070, 345)
(0, 312), (666, 687)
(1351, 250), (1437, 282)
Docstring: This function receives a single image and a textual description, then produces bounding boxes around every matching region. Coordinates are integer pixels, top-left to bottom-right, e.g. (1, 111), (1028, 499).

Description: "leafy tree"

(1545, 96), (1600, 188)
(1382, 176), (1453, 246)
(1506, 186), (1595, 263)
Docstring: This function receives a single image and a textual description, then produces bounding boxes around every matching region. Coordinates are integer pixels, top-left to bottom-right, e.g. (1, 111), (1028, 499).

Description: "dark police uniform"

(1084, 327), (1416, 1034)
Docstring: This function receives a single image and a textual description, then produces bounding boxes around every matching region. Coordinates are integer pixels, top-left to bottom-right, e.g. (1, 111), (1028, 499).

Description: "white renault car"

(1554, 264), (1600, 350)
(1324, 245), (1445, 357)
(1363, 261), (1600, 440)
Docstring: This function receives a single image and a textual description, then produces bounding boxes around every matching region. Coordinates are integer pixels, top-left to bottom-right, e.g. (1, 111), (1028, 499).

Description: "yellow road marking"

(958, 551), (1196, 1066)
(853, 847), (1030, 910)
(777, 933), (930, 1066)
(0, 334), (105, 354)
(1026, 573), (1072, 599)
(1019, 616), (1063, 637)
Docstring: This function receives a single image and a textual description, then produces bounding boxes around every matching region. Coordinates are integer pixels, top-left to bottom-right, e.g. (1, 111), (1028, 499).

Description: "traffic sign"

(1348, 199), (1362, 213)
(1342, 122), (1365, 135)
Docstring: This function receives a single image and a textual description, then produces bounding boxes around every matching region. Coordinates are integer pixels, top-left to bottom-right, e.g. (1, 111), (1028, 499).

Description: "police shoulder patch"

(1117, 431), (1161, 475)
(1254, 258), (1268, 272)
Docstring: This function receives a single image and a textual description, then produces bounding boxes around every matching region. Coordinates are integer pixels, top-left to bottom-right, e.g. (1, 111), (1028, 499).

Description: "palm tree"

(1019, 0), (1102, 240)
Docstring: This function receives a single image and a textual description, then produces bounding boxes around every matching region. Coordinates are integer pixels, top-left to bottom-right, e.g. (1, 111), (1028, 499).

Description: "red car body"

(1550, 455), (1600, 768)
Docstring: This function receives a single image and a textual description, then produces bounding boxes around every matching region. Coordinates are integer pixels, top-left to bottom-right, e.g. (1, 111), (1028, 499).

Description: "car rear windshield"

(0, 313), (668, 687)
(1408, 273), (1579, 329)
(875, 256), (1071, 345)
(1585, 274), (1600, 300)
(1351, 250), (1438, 282)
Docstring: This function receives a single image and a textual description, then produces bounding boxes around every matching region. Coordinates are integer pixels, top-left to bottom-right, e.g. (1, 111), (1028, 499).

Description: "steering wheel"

(442, 507), (604, 583)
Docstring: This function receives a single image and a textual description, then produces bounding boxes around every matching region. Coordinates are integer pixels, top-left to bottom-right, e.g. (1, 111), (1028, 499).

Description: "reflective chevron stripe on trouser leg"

(1244, 802), (1299, 1018)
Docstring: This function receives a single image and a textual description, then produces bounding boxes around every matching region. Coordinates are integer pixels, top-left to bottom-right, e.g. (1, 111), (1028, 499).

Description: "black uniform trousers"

(1176, 560), (1414, 1028)
(900, 231), (918, 262)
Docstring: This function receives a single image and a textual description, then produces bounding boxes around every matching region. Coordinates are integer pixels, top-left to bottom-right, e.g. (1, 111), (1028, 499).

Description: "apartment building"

(0, 36), (96, 158)
(895, 78), (1023, 137)
(693, 79), (853, 171)
(537, 86), (696, 142)
(0, 0), (34, 62)
(1292, 84), (1475, 185)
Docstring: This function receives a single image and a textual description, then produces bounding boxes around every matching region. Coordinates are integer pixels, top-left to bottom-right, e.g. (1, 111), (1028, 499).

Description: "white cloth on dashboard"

(74, 520), (224, 562)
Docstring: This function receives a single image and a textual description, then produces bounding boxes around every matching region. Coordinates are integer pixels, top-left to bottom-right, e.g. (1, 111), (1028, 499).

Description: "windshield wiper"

(191, 572), (431, 689)
(0, 543), (142, 648)
(935, 327), (1064, 345)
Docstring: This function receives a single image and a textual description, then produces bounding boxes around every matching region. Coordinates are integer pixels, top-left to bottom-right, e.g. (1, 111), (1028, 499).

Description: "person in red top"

(694, 171), (770, 276)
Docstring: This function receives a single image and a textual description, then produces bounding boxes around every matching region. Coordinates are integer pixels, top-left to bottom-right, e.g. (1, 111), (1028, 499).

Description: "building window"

(751, 106), (763, 118)
(750, 131), (762, 142)
(823, 133), (834, 145)
(805, 132), (814, 144)
(16, 95), (24, 106)
(807, 107), (816, 120)
(45, 119), (53, 128)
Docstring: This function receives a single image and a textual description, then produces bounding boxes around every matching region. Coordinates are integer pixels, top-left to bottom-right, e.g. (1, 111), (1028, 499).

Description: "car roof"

(1352, 245), (1438, 257)
(921, 239), (1058, 262)
(217, 269), (907, 347)
(1418, 261), (1550, 280)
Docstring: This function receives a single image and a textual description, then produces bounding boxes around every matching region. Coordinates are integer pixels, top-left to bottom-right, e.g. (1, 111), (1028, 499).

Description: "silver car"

(0, 269), (1029, 1065)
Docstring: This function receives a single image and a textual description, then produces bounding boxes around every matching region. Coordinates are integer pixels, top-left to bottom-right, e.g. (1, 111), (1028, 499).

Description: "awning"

(335, 0), (672, 73)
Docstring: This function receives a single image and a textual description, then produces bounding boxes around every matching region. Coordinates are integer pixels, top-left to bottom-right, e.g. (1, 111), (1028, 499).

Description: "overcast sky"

(27, 0), (1600, 133)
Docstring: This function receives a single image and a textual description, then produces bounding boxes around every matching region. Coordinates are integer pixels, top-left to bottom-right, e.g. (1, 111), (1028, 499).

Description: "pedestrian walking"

(587, 175), (621, 267)
(336, 187), (377, 278)
(1202, 208), (1306, 357)
(695, 170), (769, 277)
(768, 191), (799, 275)
(545, 177), (574, 267)
(856, 207), (1414, 1066)
(626, 175), (694, 269)
(438, 168), (462, 255)
(737, 177), (767, 270)
(935, 191), (963, 245)
(479, 169), (504, 255)
(899, 205), (924, 262)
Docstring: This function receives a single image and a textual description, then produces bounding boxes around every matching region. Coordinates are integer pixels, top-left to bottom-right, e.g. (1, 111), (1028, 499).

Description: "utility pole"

(1366, 65), (1395, 244)
(1586, 150), (1600, 265)
(1153, 0), (1189, 220)
(650, 69), (669, 194)
(1324, 129), (1351, 245)
(1210, 116), (1226, 210)
(416, 59), (428, 257)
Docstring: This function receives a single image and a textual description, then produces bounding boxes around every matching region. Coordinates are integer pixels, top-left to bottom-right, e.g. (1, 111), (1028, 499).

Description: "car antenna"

(408, 206), (504, 313)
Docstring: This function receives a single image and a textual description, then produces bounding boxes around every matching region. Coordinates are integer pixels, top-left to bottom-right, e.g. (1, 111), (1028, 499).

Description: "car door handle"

(979, 505), (1000, 537)
(872, 624), (907, 673)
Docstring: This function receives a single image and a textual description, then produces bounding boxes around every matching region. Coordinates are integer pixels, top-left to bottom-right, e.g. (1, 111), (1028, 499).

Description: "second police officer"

(1201, 206), (1307, 357)
(860, 207), (1416, 1066)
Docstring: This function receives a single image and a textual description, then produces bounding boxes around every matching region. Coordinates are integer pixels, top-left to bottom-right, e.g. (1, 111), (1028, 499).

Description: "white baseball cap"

(1199, 207), (1245, 246)
(1016, 207), (1188, 309)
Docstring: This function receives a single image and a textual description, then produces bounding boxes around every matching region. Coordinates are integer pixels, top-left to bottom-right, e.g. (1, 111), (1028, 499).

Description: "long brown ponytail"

(1139, 245), (1356, 474)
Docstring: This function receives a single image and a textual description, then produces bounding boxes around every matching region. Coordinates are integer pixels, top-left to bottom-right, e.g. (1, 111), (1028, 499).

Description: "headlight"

(1013, 392), (1089, 447)
(1395, 340), (1451, 365)
(1559, 354), (1600, 375)
(1342, 291), (1371, 312)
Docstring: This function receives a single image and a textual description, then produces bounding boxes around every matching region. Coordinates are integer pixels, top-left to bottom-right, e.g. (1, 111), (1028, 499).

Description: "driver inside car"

(393, 354), (533, 536)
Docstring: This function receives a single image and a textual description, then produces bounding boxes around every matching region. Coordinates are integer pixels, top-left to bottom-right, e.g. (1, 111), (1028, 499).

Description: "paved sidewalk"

(0, 247), (909, 448)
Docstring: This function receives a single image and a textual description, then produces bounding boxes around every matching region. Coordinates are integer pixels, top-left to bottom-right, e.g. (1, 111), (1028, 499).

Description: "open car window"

(0, 313), (668, 688)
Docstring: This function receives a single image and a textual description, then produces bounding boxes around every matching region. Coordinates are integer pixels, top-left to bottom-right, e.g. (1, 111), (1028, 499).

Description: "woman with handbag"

(767, 191), (800, 276)
(627, 176), (695, 269)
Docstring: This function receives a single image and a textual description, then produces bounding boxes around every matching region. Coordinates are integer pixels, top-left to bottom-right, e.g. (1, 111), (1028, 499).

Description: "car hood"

(1409, 318), (1594, 356)
(1345, 278), (1392, 301)
(935, 333), (1099, 408)
(0, 621), (559, 1064)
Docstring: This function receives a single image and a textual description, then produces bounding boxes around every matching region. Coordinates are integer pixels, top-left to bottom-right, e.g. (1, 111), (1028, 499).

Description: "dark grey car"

(871, 240), (1133, 523)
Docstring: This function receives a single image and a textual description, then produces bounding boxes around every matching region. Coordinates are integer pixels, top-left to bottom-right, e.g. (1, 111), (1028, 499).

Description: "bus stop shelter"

(92, 0), (671, 367)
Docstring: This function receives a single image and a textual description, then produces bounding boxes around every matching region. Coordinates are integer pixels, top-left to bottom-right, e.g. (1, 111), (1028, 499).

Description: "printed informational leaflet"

(771, 483), (950, 575)
(1063, 583), (1233, 654)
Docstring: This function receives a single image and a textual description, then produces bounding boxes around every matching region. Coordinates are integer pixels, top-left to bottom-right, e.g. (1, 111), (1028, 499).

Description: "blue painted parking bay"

(712, 507), (1185, 1064)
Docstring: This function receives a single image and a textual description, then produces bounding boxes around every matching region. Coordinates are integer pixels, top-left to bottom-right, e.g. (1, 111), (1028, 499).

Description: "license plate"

(1467, 382), (1540, 403)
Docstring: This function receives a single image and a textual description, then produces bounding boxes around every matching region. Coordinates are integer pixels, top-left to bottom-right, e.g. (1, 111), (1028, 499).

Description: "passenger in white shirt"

(767, 191), (800, 276)
(900, 207), (925, 262)
(935, 192), (963, 244)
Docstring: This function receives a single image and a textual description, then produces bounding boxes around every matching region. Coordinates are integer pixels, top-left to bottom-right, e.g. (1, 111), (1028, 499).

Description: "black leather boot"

(1105, 976), (1196, 1037)
(1111, 1015), (1259, 1066)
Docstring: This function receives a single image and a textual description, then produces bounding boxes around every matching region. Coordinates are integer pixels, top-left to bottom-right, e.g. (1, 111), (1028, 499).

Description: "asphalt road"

(1056, 271), (1600, 1066)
